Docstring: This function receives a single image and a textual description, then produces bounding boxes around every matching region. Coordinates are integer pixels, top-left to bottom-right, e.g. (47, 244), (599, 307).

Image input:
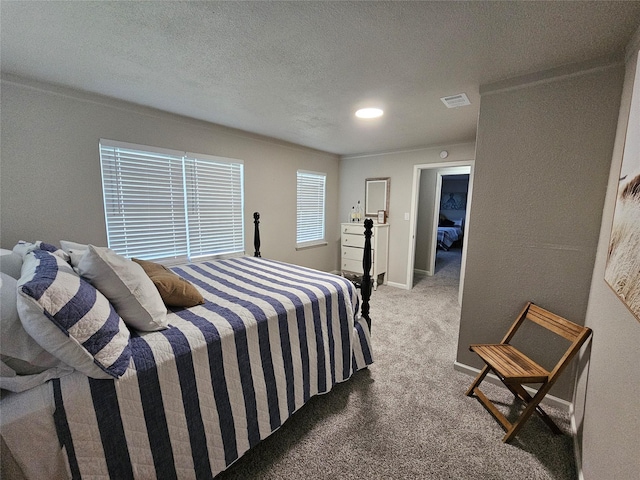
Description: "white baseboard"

(386, 281), (409, 289)
(413, 269), (435, 277)
(453, 361), (571, 411)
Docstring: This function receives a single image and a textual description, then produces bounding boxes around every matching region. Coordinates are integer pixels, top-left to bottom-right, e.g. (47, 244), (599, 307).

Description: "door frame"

(406, 160), (475, 304)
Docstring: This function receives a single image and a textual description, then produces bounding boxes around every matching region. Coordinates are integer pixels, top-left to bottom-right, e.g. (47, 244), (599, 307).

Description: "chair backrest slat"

(526, 304), (585, 341)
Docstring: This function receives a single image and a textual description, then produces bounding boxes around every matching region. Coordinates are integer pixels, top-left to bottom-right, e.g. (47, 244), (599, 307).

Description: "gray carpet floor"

(217, 247), (577, 479)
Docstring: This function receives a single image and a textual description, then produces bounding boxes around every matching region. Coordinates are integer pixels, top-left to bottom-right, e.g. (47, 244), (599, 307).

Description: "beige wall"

(0, 75), (340, 272)
(456, 59), (625, 401)
(339, 144), (476, 287)
(574, 47), (640, 479)
(414, 169), (437, 274)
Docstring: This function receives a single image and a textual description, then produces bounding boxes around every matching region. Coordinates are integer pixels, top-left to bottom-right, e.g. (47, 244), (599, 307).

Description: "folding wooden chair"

(465, 302), (592, 442)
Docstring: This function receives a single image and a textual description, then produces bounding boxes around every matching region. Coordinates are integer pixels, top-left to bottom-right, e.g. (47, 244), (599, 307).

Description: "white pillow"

(60, 240), (89, 267)
(60, 240), (88, 252)
(77, 245), (168, 331)
(1, 272), (67, 375)
(17, 250), (132, 379)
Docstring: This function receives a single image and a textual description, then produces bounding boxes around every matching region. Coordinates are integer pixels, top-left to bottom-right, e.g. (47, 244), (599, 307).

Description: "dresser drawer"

(342, 245), (374, 261)
(341, 224), (374, 236)
(341, 233), (366, 248)
(341, 258), (365, 274)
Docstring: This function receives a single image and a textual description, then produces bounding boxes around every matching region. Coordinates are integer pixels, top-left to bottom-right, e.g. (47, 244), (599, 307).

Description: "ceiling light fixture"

(355, 107), (384, 119)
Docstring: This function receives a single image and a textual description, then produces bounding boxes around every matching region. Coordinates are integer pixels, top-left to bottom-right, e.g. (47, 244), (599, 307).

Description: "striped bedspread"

(5, 257), (373, 479)
(437, 226), (462, 250)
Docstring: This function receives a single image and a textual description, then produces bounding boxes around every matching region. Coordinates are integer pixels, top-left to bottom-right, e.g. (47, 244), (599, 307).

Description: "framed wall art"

(440, 192), (467, 210)
(604, 54), (640, 322)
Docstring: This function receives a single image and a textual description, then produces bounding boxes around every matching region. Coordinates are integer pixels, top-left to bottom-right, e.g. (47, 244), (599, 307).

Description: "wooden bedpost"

(253, 212), (261, 257)
(361, 218), (373, 331)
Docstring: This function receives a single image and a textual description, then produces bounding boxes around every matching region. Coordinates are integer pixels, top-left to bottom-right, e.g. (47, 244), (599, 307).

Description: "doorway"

(429, 172), (469, 276)
(406, 161), (474, 304)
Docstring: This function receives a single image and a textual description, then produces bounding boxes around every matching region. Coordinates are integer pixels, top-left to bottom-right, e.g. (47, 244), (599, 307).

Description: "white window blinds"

(296, 170), (326, 246)
(184, 154), (245, 259)
(100, 140), (244, 262)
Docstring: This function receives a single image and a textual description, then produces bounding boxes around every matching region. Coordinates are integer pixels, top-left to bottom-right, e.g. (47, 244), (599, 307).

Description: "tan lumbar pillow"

(132, 258), (205, 308)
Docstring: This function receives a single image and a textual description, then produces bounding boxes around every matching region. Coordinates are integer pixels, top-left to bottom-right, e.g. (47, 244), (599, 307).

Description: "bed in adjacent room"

(437, 225), (463, 251)
(438, 225), (464, 250)
(436, 215), (464, 251)
(0, 219), (375, 479)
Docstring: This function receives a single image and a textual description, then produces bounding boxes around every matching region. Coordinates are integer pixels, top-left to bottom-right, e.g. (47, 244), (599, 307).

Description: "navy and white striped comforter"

(49, 257), (373, 479)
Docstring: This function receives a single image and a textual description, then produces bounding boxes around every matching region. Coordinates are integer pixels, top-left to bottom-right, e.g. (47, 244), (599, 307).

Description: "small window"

(100, 139), (244, 263)
(296, 170), (326, 247)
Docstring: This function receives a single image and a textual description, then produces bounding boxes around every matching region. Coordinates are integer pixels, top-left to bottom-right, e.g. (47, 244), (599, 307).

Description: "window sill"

(296, 241), (328, 251)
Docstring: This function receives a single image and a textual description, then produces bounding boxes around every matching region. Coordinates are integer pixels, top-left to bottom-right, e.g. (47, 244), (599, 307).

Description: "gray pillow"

(0, 249), (22, 279)
(0, 272), (65, 375)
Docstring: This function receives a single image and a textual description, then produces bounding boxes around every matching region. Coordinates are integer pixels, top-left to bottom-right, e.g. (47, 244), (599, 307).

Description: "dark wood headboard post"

(253, 212), (261, 257)
(361, 218), (373, 331)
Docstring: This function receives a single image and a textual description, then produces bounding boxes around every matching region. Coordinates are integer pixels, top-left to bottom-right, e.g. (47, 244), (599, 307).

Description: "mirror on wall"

(365, 177), (390, 217)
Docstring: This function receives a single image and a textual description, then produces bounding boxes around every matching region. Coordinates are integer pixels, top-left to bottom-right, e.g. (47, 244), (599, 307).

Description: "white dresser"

(340, 222), (389, 290)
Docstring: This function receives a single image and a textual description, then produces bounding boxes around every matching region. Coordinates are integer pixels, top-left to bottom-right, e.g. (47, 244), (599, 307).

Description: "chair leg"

(472, 385), (513, 432)
(466, 366), (562, 442)
(509, 384), (562, 435)
(465, 365), (490, 397)
(466, 366), (515, 432)
(503, 385), (553, 442)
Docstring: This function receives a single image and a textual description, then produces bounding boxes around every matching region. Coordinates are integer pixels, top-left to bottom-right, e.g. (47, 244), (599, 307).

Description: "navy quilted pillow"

(13, 240), (70, 263)
(17, 249), (132, 378)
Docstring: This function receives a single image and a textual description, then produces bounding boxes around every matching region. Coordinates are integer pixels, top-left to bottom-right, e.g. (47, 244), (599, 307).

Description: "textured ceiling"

(2, 1), (640, 156)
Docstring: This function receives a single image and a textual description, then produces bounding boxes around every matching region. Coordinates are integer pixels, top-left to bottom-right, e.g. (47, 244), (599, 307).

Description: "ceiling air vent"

(440, 93), (471, 108)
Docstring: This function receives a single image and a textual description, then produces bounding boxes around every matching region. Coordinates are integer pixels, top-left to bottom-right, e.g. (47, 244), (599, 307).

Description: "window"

(100, 139), (244, 263)
(296, 170), (326, 247)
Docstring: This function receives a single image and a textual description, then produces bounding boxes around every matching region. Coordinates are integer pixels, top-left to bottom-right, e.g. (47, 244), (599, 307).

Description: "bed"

(0, 215), (375, 479)
(437, 225), (463, 250)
